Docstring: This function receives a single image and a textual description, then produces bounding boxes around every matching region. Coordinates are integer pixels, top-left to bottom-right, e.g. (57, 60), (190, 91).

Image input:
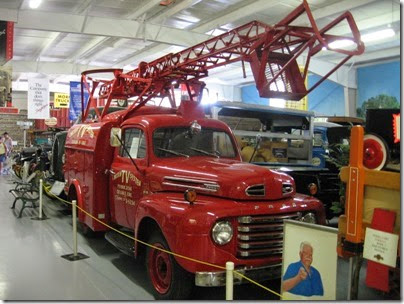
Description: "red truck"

(64, 100), (326, 299)
(62, 0), (363, 298)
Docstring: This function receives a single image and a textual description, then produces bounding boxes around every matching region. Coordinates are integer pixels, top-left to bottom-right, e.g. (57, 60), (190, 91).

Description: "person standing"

(3, 132), (12, 157)
(282, 241), (324, 297)
(0, 136), (7, 174)
(2, 132), (12, 174)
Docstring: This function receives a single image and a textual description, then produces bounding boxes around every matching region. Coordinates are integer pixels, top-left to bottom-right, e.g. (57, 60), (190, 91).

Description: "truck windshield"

(153, 127), (236, 158)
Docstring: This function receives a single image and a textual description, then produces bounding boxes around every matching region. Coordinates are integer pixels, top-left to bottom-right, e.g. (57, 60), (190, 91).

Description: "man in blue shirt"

(282, 241), (324, 297)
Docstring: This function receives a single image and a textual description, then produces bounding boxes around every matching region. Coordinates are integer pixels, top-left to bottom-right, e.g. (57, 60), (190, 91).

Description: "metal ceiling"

(0, 0), (400, 87)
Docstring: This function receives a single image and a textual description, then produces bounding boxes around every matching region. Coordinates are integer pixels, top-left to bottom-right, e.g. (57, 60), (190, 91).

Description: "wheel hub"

(149, 243), (172, 294)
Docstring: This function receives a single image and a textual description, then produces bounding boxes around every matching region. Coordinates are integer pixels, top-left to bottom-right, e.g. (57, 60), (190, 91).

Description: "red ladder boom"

(81, 0), (364, 122)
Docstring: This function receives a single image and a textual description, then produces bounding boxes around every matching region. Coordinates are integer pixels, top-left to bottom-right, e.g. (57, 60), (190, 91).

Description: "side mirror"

(110, 128), (122, 147)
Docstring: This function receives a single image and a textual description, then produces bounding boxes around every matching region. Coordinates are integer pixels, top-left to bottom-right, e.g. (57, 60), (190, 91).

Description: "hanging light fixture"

(361, 28), (395, 42)
(29, 0), (42, 9)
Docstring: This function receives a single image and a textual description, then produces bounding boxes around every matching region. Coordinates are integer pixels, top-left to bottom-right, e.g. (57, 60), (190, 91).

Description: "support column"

(344, 87), (357, 117)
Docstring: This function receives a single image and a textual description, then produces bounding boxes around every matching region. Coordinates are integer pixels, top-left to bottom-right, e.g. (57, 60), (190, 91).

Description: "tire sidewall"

(146, 230), (193, 300)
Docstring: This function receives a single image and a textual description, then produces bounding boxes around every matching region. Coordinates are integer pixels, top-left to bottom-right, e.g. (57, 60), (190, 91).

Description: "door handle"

(105, 169), (116, 175)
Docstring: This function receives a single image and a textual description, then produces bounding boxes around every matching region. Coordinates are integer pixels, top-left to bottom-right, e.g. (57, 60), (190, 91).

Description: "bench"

(9, 178), (40, 218)
(10, 188), (39, 218)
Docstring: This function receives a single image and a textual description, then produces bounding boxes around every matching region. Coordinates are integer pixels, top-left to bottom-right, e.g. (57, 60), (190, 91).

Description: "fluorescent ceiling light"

(205, 29), (227, 36)
(361, 28), (395, 42)
(328, 39), (354, 49)
(325, 28), (396, 50)
(29, 0), (42, 9)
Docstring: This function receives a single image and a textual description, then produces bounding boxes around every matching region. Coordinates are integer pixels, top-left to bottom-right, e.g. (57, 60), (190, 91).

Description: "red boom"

(81, 0), (364, 122)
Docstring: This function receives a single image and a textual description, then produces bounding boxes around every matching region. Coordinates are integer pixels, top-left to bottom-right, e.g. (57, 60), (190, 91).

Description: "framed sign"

(281, 220), (338, 300)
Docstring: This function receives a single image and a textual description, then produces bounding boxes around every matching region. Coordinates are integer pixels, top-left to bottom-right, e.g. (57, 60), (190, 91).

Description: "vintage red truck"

(62, 0), (363, 298)
(64, 100), (326, 299)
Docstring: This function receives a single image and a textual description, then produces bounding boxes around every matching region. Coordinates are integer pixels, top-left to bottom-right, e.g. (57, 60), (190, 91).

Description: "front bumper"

(195, 263), (282, 287)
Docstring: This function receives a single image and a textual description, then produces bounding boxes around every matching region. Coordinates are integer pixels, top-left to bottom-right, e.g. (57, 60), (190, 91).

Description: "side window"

(313, 132), (324, 147)
(213, 131), (236, 157)
(120, 128), (146, 158)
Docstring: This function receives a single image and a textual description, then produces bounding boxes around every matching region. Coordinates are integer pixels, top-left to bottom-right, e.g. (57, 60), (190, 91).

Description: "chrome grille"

(237, 212), (301, 258)
(246, 184), (265, 196)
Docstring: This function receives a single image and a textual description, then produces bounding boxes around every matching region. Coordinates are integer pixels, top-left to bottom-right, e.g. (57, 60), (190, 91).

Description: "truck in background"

(207, 101), (345, 219)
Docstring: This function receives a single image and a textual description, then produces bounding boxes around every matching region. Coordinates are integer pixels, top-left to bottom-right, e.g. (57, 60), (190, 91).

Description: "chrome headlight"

(301, 212), (317, 224)
(211, 221), (233, 245)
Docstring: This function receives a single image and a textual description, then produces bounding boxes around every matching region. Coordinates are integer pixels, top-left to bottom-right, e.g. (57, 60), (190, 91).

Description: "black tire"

(146, 230), (193, 300)
(51, 132), (67, 182)
(79, 221), (97, 238)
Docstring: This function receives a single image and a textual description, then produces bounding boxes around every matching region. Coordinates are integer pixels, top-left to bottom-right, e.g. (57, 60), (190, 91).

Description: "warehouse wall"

(240, 76), (345, 115)
(307, 75), (345, 116)
(0, 110), (34, 150)
(241, 85), (268, 105)
(357, 61), (400, 107)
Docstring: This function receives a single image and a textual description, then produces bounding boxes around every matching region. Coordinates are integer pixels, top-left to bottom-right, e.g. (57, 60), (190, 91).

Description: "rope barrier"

(42, 183), (285, 299)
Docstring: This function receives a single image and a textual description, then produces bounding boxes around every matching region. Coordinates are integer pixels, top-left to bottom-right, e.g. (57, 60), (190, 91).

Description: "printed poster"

(281, 220), (338, 300)
(27, 77), (50, 119)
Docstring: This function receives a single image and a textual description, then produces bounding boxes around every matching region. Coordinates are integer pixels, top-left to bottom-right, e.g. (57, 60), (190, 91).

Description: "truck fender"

(68, 179), (85, 222)
(133, 194), (190, 261)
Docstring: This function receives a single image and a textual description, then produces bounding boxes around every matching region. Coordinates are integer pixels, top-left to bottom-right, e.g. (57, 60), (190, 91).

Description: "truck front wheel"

(146, 231), (193, 300)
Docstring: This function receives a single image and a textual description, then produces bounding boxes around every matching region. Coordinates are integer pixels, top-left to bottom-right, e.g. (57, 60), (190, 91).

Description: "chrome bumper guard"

(195, 263), (282, 287)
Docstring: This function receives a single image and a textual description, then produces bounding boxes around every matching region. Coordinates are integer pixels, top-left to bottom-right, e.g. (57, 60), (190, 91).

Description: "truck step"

(105, 230), (135, 257)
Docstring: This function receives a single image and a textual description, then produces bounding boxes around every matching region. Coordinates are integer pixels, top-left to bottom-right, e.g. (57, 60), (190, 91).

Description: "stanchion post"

(39, 179), (43, 219)
(61, 199), (89, 262)
(31, 179), (48, 221)
(72, 200), (78, 256)
(226, 261), (234, 300)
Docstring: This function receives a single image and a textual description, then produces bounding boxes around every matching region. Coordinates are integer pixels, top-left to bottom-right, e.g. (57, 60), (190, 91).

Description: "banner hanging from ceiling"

(27, 77), (50, 119)
(0, 21), (13, 65)
(69, 81), (89, 121)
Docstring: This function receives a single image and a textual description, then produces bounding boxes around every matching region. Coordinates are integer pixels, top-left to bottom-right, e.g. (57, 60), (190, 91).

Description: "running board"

(105, 230), (135, 257)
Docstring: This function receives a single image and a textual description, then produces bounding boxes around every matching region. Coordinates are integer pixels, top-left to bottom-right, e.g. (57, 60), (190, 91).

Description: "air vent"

(282, 183), (293, 196)
(245, 184), (265, 196)
(163, 176), (220, 193)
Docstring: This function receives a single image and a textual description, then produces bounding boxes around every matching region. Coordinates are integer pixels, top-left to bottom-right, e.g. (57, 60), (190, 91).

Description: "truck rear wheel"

(146, 230), (193, 300)
(363, 133), (389, 170)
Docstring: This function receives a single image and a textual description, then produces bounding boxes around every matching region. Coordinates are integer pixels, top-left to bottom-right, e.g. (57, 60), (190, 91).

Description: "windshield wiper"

(157, 147), (189, 158)
(188, 147), (219, 158)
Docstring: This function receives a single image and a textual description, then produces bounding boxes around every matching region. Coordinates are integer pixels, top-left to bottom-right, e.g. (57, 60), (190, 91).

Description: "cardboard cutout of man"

(282, 241), (324, 296)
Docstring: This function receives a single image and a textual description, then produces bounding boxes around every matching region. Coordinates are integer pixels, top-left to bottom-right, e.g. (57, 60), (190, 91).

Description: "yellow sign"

(54, 92), (70, 108)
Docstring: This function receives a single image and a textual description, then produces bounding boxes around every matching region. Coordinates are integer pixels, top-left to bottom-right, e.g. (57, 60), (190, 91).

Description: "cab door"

(109, 126), (147, 229)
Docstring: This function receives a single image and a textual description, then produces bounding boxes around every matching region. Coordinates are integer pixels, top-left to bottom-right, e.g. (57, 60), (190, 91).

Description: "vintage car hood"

(148, 157), (295, 200)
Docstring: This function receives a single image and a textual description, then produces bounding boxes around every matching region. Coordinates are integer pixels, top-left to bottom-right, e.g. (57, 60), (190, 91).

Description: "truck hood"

(148, 157), (295, 200)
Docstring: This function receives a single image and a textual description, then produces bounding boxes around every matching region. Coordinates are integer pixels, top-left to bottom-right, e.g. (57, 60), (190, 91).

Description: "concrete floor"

(0, 174), (397, 300)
